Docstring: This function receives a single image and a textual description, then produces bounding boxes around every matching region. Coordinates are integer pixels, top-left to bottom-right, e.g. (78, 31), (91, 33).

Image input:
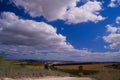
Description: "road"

(1, 77), (95, 80)
(37, 77), (95, 80)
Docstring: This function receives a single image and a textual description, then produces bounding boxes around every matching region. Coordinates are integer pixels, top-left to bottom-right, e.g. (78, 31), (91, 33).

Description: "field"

(0, 56), (70, 78)
(0, 55), (120, 80)
(53, 62), (120, 80)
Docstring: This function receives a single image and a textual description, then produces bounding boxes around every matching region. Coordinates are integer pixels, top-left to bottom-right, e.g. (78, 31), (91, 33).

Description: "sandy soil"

(1, 77), (95, 80)
(39, 77), (95, 80)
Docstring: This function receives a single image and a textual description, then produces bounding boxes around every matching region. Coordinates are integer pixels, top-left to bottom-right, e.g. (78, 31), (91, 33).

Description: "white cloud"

(0, 12), (96, 61)
(108, 0), (117, 7)
(0, 44), (120, 62)
(0, 12), (75, 52)
(103, 34), (120, 49)
(106, 25), (117, 33)
(103, 17), (120, 50)
(103, 25), (120, 50)
(116, 16), (120, 24)
(63, 1), (105, 24)
(0, 12), (118, 61)
(12, 0), (78, 21)
(108, 0), (120, 7)
(12, 0), (104, 24)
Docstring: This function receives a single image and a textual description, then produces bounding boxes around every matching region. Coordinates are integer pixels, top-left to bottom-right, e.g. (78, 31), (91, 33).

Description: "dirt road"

(39, 77), (94, 80)
(1, 77), (95, 80)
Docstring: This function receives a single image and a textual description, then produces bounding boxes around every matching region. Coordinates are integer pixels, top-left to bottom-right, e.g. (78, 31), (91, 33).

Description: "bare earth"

(39, 77), (95, 80)
(1, 77), (95, 80)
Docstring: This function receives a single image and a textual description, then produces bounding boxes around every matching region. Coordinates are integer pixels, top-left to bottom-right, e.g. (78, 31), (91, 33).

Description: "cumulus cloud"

(108, 0), (120, 7)
(0, 12), (118, 61)
(103, 25), (120, 50)
(0, 11), (119, 62)
(106, 25), (117, 33)
(12, 0), (104, 24)
(12, 0), (78, 21)
(63, 1), (105, 24)
(116, 16), (120, 24)
(0, 12), (75, 52)
(0, 44), (120, 61)
(1, 12), (96, 61)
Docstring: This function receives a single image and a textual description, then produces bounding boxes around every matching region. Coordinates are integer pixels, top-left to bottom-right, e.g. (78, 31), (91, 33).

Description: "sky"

(0, 0), (120, 62)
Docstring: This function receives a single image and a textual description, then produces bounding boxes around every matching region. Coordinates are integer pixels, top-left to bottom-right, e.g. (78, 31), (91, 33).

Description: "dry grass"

(55, 63), (120, 80)
(0, 56), (120, 80)
(55, 63), (116, 70)
(90, 69), (120, 80)
(55, 65), (79, 70)
(0, 57), (70, 78)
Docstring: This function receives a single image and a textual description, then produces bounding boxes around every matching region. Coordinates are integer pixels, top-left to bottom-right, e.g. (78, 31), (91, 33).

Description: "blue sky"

(0, 0), (120, 62)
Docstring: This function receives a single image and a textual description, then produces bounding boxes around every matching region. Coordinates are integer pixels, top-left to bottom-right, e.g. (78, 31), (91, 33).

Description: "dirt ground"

(1, 77), (95, 80)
